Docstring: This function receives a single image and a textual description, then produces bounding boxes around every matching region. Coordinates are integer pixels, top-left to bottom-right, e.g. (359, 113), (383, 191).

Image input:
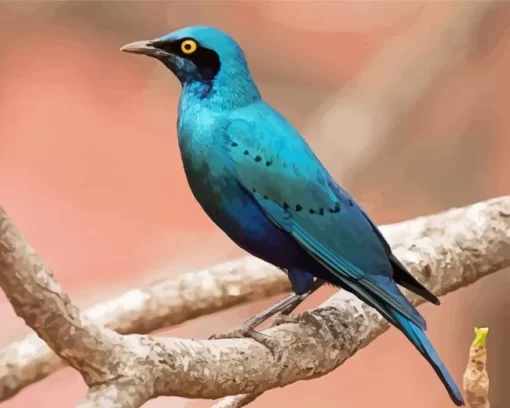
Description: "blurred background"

(0, 1), (509, 407)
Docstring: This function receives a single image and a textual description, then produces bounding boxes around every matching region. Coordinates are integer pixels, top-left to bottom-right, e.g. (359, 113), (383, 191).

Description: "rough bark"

(0, 256), (290, 401)
(0, 197), (508, 407)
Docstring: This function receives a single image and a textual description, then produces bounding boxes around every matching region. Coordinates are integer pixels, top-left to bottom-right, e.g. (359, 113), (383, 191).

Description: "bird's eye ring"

(181, 39), (198, 55)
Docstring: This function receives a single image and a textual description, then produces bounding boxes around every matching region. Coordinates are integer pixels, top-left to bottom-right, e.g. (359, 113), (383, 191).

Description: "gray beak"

(120, 40), (155, 56)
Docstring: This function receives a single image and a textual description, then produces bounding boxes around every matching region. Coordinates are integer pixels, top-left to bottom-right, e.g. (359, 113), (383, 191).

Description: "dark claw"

(296, 310), (323, 327)
(208, 279), (326, 362)
(209, 327), (283, 361)
(270, 312), (302, 327)
(270, 311), (321, 328)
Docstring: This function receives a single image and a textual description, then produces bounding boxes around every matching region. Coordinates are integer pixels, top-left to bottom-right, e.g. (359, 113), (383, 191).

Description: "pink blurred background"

(0, 1), (509, 407)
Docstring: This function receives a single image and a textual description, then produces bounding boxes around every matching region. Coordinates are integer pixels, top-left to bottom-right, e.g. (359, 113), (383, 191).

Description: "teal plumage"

(121, 26), (464, 406)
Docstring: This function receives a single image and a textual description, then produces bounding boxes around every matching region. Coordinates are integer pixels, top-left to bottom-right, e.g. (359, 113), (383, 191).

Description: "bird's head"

(121, 25), (260, 105)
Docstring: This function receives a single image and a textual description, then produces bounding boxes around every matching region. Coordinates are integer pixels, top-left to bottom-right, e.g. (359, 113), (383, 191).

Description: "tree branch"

(0, 195), (481, 402)
(0, 197), (510, 407)
(0, 193), (491, 403)
(78, 383), (149, 408)
(0, 256), (290, 401)
(0, 196), (509, 407)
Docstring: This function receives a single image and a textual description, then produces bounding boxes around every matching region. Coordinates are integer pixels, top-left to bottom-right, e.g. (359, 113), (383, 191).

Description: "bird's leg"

(270, 279), (325, 327)
(208, 279), (325, 360)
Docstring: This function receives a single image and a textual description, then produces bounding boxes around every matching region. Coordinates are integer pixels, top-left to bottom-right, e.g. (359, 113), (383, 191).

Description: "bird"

(121, 25), (464, 406)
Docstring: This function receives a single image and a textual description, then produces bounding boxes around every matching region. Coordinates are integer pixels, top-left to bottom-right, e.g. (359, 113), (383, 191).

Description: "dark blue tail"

(392, 310), (464, 406)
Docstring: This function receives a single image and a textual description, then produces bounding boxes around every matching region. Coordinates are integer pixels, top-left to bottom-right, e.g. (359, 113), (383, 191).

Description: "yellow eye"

(181, 39), (197, 55)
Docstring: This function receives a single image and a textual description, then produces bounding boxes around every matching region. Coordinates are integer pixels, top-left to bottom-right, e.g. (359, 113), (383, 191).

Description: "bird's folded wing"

(220, 110), (426, 329)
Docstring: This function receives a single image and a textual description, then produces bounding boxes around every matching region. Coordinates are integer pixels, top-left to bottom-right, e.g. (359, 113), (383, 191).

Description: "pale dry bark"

(1, 191), (498, 403)
(0, 197), (508, 407)
(0, 256), (290, 401)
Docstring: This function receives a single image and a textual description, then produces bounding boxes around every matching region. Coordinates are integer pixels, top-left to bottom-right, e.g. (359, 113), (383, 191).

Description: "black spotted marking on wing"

(231, 144), (342, 216)
(329, 203), (341, 213)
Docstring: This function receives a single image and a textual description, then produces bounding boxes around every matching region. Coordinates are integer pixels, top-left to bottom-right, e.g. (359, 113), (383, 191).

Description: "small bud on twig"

(463, 327), (490, 408)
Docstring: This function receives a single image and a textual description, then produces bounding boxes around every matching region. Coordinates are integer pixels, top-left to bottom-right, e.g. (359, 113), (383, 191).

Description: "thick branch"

(214, 197), (510, 406)
(0, 197), (508, 407)
(78, 383), (150, 408)
(0, 209), (133, 386)
(0, 194), (493, 402)
(0, 256), (290, 401)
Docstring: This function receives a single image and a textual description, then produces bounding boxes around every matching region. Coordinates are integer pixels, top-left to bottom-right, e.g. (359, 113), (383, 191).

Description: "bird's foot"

(208, 280), (326, 362)
(270, 312), (302, 327)
(270, 310), (321, 328)
(209, 326), (283, 362)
